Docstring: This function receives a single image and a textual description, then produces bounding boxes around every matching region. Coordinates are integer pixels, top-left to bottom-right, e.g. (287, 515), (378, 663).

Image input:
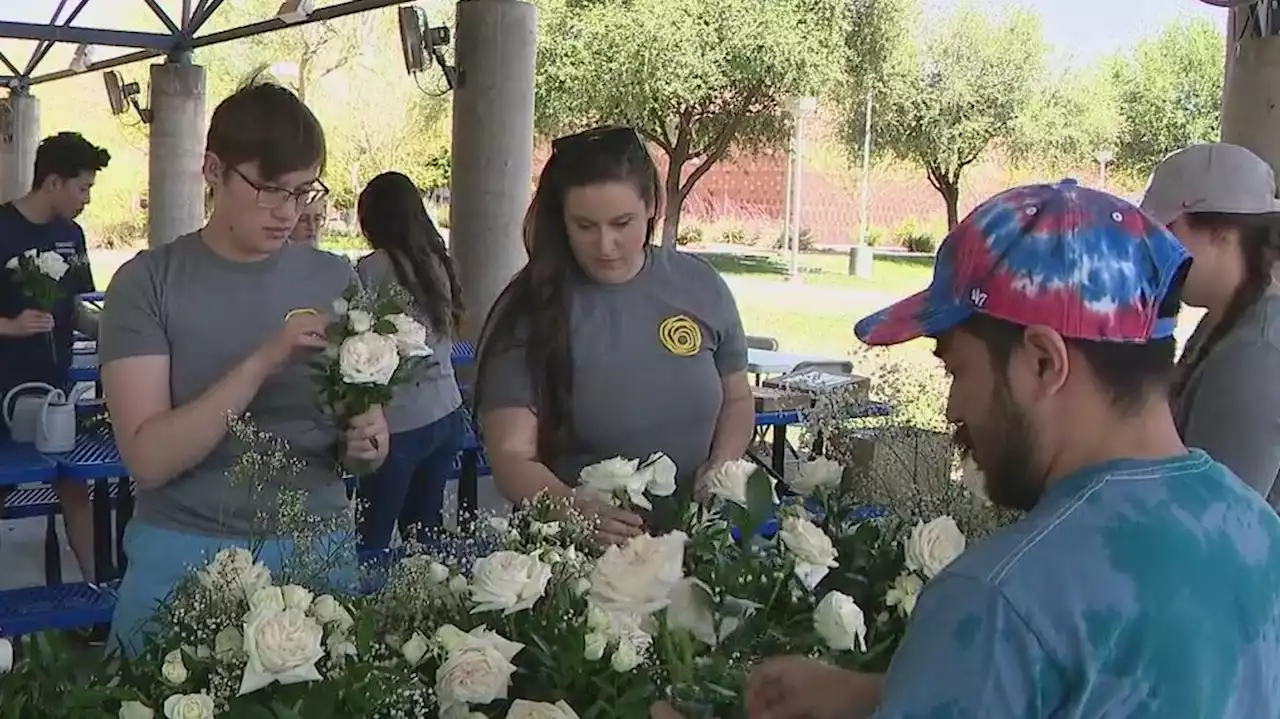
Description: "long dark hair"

(474, 127), (661, 463)
(358, 171), (463, 337)
(1174, 212), (1280, 395)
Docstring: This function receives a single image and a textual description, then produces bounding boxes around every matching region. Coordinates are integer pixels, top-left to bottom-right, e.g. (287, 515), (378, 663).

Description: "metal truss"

(0, 0), (409, 90)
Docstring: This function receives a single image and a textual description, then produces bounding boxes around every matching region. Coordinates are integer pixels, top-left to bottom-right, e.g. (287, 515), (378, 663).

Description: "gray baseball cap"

(1140, 143), (1280, 225)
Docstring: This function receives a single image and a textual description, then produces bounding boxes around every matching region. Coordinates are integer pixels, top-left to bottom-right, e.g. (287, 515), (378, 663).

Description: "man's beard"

(954, 382), (1042, 512)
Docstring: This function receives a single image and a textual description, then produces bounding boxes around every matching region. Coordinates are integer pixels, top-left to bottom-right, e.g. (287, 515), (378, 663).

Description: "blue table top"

(47, 426), (125, 480)
(0, 442), (57, 487)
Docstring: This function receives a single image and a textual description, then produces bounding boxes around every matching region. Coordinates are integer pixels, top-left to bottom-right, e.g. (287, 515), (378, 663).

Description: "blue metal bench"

(0, 582), (116, 637)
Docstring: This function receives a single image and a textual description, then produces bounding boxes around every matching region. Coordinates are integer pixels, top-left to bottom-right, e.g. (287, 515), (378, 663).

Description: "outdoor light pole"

(850, 89), (874, 278)
(786, 96), (817, 282)
(1095, 149), (1114, 188)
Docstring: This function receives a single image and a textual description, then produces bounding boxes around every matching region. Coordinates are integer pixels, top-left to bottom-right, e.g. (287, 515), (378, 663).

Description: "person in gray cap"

(1141, 142), (1280, 506)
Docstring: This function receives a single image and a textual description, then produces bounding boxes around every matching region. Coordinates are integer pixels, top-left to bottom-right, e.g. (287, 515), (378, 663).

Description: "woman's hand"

(345, 405), (390, 467)
(570, 487), (645, 545)
(746, 656), (882, 719)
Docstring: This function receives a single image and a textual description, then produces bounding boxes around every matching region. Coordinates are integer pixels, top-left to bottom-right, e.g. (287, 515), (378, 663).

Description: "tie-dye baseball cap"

(854, 180), (1190, 346)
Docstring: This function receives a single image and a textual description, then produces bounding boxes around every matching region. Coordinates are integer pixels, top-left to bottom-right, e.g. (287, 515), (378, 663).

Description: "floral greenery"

(4, 249), (71, 312)
(1, 408), (998, 719)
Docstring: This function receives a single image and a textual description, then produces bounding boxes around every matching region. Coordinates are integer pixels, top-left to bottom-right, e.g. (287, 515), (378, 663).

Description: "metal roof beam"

(0, 22), (175, 50)
(26, 0), (413, 86)
(143, 0), (183, 36)
(0, 51), (20, 78)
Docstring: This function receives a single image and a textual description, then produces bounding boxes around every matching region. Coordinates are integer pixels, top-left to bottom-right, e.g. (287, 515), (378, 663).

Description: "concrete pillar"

(450, 0), (537, 339)
(0, 92), (39, 204)
(148, 62), (206, 247)
(1221, 9), (1280, 173)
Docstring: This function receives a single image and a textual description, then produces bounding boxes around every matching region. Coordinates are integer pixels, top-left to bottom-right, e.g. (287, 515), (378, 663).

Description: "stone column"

(450, 0), (537, 339)
(1221, 8), (1280, 172)
(0, 92), (39, 203)
(148, 62), (207, 247)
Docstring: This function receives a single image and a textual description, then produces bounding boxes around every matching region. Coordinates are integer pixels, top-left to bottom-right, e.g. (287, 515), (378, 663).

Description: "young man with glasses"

(98, 83), (389, 655)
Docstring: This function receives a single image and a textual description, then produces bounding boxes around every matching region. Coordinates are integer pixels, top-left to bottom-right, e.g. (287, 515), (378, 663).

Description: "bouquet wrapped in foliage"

(4, 248), (70, 311)
(311, 281), (433, 472)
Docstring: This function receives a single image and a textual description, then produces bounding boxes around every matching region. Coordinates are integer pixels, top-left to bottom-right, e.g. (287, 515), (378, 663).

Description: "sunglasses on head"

(551, 125), (645, 157)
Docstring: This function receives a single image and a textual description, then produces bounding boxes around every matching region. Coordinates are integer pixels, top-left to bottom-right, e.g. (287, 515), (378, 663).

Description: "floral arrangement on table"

(4, 248), (70, 311)
(0, 396), (1003, 718)
(311, 281), (433, 473)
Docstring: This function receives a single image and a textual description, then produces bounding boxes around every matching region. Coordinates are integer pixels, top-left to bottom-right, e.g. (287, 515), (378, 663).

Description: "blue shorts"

(108, 520), (356, 657)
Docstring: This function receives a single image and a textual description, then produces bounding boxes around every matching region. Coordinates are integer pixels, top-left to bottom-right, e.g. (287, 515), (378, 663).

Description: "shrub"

(676, 223), (705, 246)
(773, 227), (815, 252)
(891, 218), (938, 254)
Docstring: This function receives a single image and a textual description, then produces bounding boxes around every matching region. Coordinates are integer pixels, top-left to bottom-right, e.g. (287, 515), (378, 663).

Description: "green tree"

(1108, 18), (1223, 175)
(535, 0), (903, 245)
(848, 4), (1046, 228)
(1009, 66), (1121, 174)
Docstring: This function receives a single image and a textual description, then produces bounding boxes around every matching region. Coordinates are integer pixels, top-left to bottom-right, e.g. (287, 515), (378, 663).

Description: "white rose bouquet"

(312, 281), (433, 473)
(4, 248), (70, 311)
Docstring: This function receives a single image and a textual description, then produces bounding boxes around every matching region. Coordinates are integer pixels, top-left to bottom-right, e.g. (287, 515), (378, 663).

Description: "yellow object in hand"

(284, 308), (318, 322)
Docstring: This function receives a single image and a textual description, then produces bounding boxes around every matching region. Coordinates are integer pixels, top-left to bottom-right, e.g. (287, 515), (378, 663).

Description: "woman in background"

(1141, 142), (1280, 506)
(355, 171), (467, 549)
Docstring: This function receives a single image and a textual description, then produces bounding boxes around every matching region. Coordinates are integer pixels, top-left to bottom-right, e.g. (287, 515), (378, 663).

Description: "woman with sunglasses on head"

(1141, 142), (1280, 506)
(354, 171), (468, 550)
(474, 126), (755, 544)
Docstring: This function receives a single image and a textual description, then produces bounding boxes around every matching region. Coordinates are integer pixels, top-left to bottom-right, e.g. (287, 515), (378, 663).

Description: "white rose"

(0, 638), (10, 674)
(161, 650), (188, 685)
(641, 452), (678, 499)
(531, 520), (561, 537)
(904, 516), (966, 579)
(281, 585), (314, 612)
(119, 700), (154, 719)
(162, 693), (214, 719)
(327, 635), (358, 664)
(487, 516), (511, 533)
(704, 459), (774, 507)
(507, 699), (581, 719)
(214, 627), (243, 661)
(583, 631), (608, 661)
(428, 561), (451, 584)
(791, 457), (844, 496)
(310, 595), (354, 632)
(331, 298), (349, 316)
(885, 572), (924, 617)
(813, 591), (867, 652)
(4, 257), (17, 270)
(22, 248), (36, 258)
(198, 548), (271, 599)
(589, 531), (687, 615)
(238, 562), (272, 599)
(469, 551), (553, 615)
(610, 631), (651, 673)
(778, 516), (838, 589)
(402, 631), (430, 667)
(578, 456), (652, 508)
(435, 645), (519, 714)
(347, 308), (373, 333)
(248, 586), (286, 615)
(338, 331), (400, 385)
(573, 577), (591, 596)
(387, 313), (433, 358)
(36, 250), (68, 281)
(238, 608), (325, 695)
(449, 574), (469, 593)
(666, 577), (739, 646)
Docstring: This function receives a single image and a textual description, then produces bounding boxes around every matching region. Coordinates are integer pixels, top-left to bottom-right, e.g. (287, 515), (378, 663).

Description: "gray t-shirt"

(477, 247), (748, 486)
(1172, 291), (1280, 507)
(355, 249), (462, 433)
(99, 233), (357, 537)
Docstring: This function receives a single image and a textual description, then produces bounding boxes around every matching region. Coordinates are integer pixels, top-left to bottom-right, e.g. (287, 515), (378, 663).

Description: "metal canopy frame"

(0, 0), (410, 90)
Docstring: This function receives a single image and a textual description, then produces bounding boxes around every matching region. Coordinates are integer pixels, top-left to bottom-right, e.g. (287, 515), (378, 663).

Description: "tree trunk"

(660, 151), (687, 247)
(940, 180), (960, 230)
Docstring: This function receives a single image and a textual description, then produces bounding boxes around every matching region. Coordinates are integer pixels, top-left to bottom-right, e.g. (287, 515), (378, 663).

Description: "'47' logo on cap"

(970, 288), (989, 308)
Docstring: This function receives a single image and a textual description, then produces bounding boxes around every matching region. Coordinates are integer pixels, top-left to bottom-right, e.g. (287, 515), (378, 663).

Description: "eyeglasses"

(551, 125), (646, 157)
(231, 165), (329, 209)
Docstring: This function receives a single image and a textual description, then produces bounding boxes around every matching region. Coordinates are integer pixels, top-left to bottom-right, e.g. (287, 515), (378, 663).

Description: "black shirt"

(0, 202), (95, 400)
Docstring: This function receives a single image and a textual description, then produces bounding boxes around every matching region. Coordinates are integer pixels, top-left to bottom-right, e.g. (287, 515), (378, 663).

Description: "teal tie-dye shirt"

(875, 450), (1280, 719)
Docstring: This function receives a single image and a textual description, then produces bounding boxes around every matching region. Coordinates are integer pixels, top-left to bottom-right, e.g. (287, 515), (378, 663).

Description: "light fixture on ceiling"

(276, 0), (315, 24)
(69, 43), (95, 73)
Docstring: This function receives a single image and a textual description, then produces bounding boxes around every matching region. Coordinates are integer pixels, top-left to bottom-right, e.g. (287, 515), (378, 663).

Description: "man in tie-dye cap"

(742, 181), (1280, 719)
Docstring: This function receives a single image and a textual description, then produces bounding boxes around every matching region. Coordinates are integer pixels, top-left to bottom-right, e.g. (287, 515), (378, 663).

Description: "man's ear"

(201, 152), (223, 186)
(1018, 325), (1070, 398)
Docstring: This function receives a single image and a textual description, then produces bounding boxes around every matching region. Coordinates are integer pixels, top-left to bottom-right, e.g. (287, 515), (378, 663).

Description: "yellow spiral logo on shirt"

(658, 315), (702, 357)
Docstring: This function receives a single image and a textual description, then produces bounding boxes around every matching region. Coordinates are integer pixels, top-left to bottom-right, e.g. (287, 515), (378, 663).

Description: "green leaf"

(744, 468), (776, 535)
